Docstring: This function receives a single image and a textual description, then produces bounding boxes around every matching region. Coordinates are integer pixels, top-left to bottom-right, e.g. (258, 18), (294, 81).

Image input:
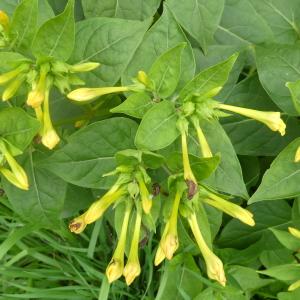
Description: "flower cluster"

(69, 163), (154, 285)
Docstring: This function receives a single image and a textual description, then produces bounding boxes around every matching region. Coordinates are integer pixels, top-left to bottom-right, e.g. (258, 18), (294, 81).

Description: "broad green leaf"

(179, 53), (238, 101)
(0, 0), (18, 16)
(110, 92), (153, 118)
(256, 44), (300, 115)
(278, 289), (300, 300)
(249, 138), (300, 203)
(166, 0), (224, 54)
(249, 0), (300, 44)
(71, 17), (150, 86)
(222, 76), (300, 156)
(0, 52), (28, 71)
(2, 152), (67, 227)
(260, 248), (295, 268)
(219, 200), (292, 248)
(228, 265), (274, 291)
(148, 43), (186, 98)
(135, 100), (179, 151)
(41, 118), (138, 189)
(215, 0), (273, 47)
(32, 0), (75, 60)
(200, 120), (248, 199)
(239, 156), (260, 190)
(122, 5), (195, 91)
(270, 228), (300, 251)
(9, 0), (38, 52)
(259, 264), (300, 281)
(0, 108), (40, 154)
(155, 255), (203, 300)
(82, 0), (160, 21)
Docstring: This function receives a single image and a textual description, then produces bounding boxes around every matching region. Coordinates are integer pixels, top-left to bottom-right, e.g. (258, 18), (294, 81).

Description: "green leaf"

(122, 5), (195, 92)
(31, 0), (75, 60)
(218, 200), (293, 248)
(110, 92), (153, 118)
(9, 0), (38, 51)
(200, 120), (248, 199)
(249, 138), (300, 203)
(0, 108), (40, 154)
(148, 43), (186, 98)
(215, 0), (273, 47)
(135, 100), (179, 151)
(179, 53), (238, 101)
(256, 44), (300, 115)
(278, 289), (300, 300)
(71, 17), (150, 86)
(259, 264), (300, 281)
(249, 0), (300, 44)
(41, 118), (138, 189)
(82, 0), (160, 21)
(270, 228), (300, 251)
(2, 152), (67, 227)
(222, 75), (300, 156)
(166, 0), (224, 54)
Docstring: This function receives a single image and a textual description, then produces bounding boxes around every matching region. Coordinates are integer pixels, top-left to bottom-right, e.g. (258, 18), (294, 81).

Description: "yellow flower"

(217, 103), (286, 136)
(135, 172), (152, 214)
(191, 116), (212, 158)
(203, 192), (255, 227)
(288, 227), (300, 239)
(0, 167), (28, 190)
(295, 146), (300, 163)
(69, 213), (87, 234)
(123, 210), (142, 285)
(26, 64), (50, 108)
(188, 212), (226, 286)
(41, 88), (60, 150)
(106, 202), (132, 283)
(0, 10), (9, 31)
(154, 245), (166, 266)
(67, 86), (129, 102)
(68, 62), (100, 73)
(288, 279), (300, 291)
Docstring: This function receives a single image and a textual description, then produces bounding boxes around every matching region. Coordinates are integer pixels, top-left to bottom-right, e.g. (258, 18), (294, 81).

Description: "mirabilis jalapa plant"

(0, 0), (294, 294)
(67, 44), (286, 286)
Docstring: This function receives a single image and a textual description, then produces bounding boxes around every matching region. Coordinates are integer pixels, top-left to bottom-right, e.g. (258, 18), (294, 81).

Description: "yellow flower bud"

(295, 146), (300, 163)
(0, 10), (9, 31)
(68, 62), (100, 73)
(288, 227), (300, 239)
(217, 103), (286, 136)
(67, 86), (130, 102)
(135, 173), (152, 214)
(288, 279), (300, 291)
(41, 88), (60, 150)
(137, 70), (150, 87)
(203, 192), (255, 227)
(188, 213), (226, 286)
(0, 167), (28, 190)
(123, 260), (141, 286)
(0, 63), (29, 85)
(154, 245), (166, 266)
(106, 202), (132, 283)
(2, 75), (25, 101)
(191, 116), (212, 158)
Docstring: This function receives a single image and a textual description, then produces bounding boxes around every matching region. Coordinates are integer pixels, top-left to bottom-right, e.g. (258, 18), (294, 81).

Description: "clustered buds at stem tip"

(188, 213), (226, 286)
(67, 86), (130, 102)
(217, 103), (286, 136)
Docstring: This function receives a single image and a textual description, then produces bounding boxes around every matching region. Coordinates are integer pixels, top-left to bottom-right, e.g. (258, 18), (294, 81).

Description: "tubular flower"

(188, 212), (226, 286)
(2, 74), (26, 101)
(106, 202), (132, 283)
(68, 62), (100, 73)
(177, 118), (197, 199)
(217, 103), (286, 136)
(0, 63), (29, 85)
(27, 63), (50, 108)
(135, 172), (152, 214)
(154, 245), (166, 266)
(69, 212), (87, 234)
(159, 186), (184, 260)
(67, 86), (130, 102)
(0, 10), (9, 31)
(191, 116), (212, 158)
(288, 227), (300, 239)
(123, 210), (142, 285)
(295, 146), (300, 163)
(41, 85), (60, 149)
(202, 191), (255, 227)
(288, 279), (300, 291)
(0, 140), (28, 190)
